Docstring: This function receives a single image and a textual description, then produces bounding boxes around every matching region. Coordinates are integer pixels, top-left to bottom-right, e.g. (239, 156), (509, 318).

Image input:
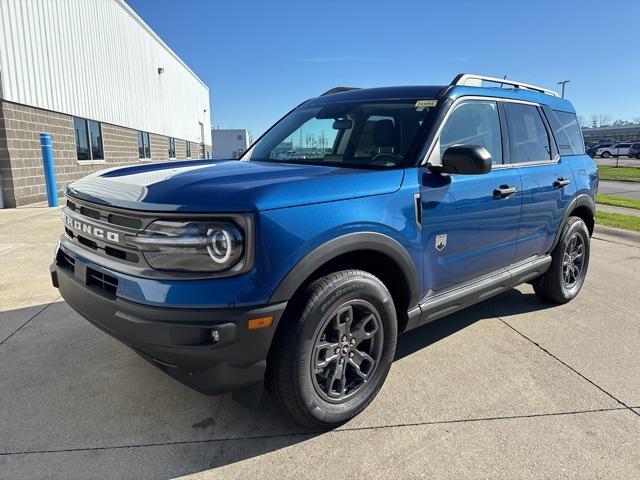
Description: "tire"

(533, 217), (590, 304)
(602, 151), (611, 158)
(266, 269), (397, 428)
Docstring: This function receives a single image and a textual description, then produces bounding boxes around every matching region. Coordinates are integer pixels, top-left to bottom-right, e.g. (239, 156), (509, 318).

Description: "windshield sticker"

(415, 99), (437, 109)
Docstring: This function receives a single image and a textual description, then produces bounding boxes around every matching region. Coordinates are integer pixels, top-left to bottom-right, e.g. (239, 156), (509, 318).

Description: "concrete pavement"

(1, 207), (639, 479)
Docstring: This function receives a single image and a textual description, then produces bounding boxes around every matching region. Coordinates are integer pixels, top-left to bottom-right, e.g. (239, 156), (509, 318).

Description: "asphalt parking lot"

(1, 207), (639, 479)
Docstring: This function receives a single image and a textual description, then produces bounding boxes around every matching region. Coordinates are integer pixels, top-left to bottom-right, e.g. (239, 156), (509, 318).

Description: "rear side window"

(439, 100), (503, 164)
(505, 103), (552, 163)
(545, 110), (585, 155)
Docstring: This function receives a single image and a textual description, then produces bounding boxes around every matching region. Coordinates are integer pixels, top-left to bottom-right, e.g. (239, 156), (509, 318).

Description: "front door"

(420, 99), (522, 294)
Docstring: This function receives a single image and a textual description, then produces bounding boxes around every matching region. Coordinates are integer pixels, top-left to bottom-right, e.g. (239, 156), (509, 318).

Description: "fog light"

(211, 329), (220, 343)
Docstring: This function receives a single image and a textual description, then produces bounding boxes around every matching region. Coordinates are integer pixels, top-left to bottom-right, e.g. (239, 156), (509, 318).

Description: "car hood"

(66, 159), (405, 212)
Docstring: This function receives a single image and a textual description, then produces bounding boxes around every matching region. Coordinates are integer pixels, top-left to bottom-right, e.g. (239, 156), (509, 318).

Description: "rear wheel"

(533, 217), (590, 304)
(266, 270), (397, 428)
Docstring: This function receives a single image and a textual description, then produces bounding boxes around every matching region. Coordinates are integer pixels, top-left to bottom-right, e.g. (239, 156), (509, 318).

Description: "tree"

(576, 115), (588, 128)
(589, 114), (599, 128)
(597, 113), (612, 127)
(633, 117), (640, 125)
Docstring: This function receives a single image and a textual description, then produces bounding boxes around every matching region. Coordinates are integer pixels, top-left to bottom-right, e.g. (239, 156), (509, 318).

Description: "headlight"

(134, 220), (244, 272)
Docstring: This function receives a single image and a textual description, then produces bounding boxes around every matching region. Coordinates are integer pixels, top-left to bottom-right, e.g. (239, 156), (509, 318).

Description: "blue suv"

(51, 74), (598, 427)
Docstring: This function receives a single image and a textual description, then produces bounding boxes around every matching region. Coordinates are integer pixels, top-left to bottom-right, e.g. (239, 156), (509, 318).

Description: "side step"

(408, 256), (551, 330)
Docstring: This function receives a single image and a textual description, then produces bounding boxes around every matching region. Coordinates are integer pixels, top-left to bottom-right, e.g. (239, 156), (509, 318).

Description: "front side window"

(168, 137), (176, 158)
(243, 99), (436, 168)
(439, 100), (503, 164)
(73, 117), (103, 161)
(505, 103), (552, 163)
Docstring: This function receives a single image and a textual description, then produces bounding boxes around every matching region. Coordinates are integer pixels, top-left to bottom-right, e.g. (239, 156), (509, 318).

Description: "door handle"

(493, 185), (518, 199)
(553, 177), (571, 188)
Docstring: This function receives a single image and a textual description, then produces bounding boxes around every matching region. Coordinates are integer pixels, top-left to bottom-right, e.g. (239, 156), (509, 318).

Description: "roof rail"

(451, 73), (559, 97)
(320, 86), (361, 96)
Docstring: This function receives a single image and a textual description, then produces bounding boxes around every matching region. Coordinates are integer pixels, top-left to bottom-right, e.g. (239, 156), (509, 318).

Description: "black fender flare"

(268, 232), (420, 307)
(549, 194), (595, 252)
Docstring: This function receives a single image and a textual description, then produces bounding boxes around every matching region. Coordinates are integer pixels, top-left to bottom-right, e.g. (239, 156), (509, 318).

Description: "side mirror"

(431, 145), (492, 175)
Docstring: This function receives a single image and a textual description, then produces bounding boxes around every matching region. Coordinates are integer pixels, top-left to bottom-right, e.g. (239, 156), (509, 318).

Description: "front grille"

(67, 200), (142, 229)
(63, 199), (146, 268)
(77, 235), (98, 250)
(86, 267), (118, 298)
(56, 249), (75, 273)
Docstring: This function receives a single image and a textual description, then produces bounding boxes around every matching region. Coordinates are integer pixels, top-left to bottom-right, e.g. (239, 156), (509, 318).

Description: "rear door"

(504, 102), (575, 261)
(618, 143), (631, 156)
(420, 98), (522, 293)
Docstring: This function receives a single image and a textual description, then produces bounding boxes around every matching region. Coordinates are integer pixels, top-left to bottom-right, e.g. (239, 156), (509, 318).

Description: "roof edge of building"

(116, 0), (208, 91)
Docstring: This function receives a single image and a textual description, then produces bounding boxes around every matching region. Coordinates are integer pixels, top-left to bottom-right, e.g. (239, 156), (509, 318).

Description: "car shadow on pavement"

(1, 287), (554, 478)
(395, 287), (553, 362)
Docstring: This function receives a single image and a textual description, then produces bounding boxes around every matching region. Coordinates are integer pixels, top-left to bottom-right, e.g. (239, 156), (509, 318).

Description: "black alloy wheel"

(310, 300), (384, 403)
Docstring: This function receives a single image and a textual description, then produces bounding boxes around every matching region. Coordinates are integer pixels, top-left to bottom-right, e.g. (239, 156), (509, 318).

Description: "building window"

(186, 141), (191, 158)
(137, 131), (151, 159)
(73, 117), (90, 160)
(74, 117), (103, 161)
(168, 137), (176, 158)
(237, 134), (243, 141)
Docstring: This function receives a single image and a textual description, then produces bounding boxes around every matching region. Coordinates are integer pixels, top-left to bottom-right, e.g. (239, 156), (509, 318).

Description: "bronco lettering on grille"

(62, 212), (120, 243)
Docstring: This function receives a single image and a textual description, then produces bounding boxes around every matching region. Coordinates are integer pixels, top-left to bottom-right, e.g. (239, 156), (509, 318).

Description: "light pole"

(557, 80), (571, 98)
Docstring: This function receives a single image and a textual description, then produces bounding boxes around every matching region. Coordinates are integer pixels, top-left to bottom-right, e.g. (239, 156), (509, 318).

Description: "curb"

(593, 224), (640, 244)
(596, 204), (640, 218)
(599, 178), (640, 184)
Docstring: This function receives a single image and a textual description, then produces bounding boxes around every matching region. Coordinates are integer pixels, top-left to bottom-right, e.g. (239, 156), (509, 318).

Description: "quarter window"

(439, 100), (503, 164)
(168, 137), (176, 158)
(137, 131), (151, 159)
(505, 103), (552, 163)
(73, 117), (104, 161)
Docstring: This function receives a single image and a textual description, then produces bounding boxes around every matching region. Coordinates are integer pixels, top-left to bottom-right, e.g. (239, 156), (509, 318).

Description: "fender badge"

(435, 234), (447, 252)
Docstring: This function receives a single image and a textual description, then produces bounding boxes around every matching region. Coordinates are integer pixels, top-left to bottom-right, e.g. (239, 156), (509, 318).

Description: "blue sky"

(128, 0), (640, 137)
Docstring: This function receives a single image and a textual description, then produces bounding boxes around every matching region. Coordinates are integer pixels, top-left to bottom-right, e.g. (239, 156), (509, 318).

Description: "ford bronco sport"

(51, 74), (598, 428)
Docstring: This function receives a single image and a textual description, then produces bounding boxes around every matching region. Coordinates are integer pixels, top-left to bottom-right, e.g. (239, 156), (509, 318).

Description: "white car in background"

(596, 143), (632, 158)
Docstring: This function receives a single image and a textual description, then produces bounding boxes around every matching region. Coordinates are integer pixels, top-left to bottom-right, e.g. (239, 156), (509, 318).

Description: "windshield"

(243, 99), (436, 168)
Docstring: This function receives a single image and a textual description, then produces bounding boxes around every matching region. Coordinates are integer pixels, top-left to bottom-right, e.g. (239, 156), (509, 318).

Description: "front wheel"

(602, 151), (611, 158)
(266, 270), (397, 428)
(533, 217), (590, 304)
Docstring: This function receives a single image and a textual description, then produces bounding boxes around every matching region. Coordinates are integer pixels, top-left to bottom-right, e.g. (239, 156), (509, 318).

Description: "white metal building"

(0, 0), (212, 207)
(212, 129), (252, 159)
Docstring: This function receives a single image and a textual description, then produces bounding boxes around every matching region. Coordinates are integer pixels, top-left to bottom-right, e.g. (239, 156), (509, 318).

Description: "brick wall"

(0, 102), (12, 207)
(149, 133), (169, 162)
(102, 123), (138, 161)
(0, 100), (213, 207)
(175, 139), (187, 159)
(0, 101), (77, 207)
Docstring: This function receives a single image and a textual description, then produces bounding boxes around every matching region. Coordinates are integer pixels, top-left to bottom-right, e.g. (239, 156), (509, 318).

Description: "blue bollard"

(40, 132), (58, 207)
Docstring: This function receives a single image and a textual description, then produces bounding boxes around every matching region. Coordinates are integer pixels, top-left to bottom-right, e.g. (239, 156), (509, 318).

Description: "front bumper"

(50, 251), (286, 396)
